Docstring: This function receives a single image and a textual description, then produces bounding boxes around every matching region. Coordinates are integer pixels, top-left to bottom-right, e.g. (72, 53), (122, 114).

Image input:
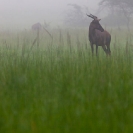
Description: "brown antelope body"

(87, 14), (111, 56)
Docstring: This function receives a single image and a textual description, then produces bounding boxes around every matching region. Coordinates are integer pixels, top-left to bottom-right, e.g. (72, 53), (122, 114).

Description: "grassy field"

(0, 28), (133, 133)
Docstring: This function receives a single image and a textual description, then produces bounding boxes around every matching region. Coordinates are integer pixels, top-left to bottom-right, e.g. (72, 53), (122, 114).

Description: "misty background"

(0, 0), (133, 30)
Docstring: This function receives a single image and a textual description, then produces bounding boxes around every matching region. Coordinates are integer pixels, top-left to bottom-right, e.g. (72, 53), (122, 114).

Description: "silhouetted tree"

(99, 0), (133, 30)
(64, 4), (89, 27)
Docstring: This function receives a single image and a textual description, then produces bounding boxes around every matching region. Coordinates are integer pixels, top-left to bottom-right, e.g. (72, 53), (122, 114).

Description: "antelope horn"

(86, 14), (101, 21)
(90, 14), (97, 18)
(90, 14), (99, 20)
(87, 13), (99, 20)
(86, 14), (94, 19)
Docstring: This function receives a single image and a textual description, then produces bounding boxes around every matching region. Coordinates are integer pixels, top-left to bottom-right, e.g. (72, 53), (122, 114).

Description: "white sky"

(0, 0), (100, 29)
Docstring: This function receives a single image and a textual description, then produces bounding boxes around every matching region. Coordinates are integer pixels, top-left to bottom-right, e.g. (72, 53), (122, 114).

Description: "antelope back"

(95, 30), (111, 45)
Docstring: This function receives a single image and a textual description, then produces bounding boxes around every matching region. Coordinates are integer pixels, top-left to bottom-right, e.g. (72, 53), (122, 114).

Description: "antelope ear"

(98, 19), (101, 21)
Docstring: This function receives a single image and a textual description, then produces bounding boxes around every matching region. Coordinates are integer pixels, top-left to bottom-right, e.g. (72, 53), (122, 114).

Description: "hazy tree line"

(64, 4), (89, 27)
(64, 0), (133, 28)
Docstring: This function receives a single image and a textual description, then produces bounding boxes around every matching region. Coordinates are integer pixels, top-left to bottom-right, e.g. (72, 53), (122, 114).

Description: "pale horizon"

(0, 0), (100, 30)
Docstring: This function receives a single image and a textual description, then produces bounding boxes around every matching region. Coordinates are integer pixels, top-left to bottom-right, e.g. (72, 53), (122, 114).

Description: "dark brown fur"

(87, 15), (111, 56)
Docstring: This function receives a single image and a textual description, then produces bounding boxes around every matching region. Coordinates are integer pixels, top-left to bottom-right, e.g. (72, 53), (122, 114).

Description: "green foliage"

(0, 29), (133, 133)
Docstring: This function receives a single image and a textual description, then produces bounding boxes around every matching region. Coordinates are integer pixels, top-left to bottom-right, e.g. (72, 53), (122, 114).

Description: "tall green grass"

(0, 28), (133, 133)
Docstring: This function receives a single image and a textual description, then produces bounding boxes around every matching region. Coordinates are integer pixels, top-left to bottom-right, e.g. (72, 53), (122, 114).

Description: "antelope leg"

(107, 45), (111, 55)
(96, 45), (98, 56)
(102, 45), (107, 54)
(90, 43), (94, 55)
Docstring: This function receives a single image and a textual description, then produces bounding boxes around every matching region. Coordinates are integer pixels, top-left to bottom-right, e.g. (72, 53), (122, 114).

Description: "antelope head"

(87, 14), (104, 32)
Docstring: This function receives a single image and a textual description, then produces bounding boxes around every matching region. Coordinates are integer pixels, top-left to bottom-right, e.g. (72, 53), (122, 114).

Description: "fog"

(0, 0), (100, 30)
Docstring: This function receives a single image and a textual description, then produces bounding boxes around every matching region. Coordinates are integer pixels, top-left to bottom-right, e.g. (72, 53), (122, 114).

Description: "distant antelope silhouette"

(87, 14), (111, 56)
(31, 22), (53, 39)
(32, 22), (42, 31)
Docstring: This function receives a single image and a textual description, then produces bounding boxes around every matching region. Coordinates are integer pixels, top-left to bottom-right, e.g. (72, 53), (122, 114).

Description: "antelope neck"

(89, 27), (96, 35)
